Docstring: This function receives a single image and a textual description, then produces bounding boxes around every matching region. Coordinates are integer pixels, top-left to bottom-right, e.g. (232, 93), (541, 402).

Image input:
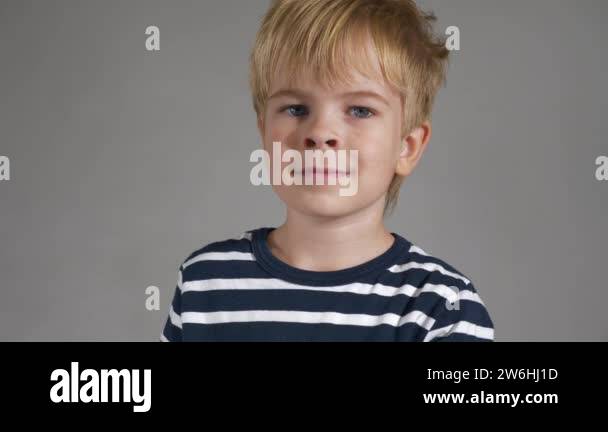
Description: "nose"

(306, 138), (338, 150)
(305, 135), (338, 149)
(303, 114), (340, 149)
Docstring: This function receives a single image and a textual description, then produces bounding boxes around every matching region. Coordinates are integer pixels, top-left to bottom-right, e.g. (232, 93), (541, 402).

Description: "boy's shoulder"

(179, 227), (260, 270)
(396, 236), (494, 340)
(394, 237), (477, 290)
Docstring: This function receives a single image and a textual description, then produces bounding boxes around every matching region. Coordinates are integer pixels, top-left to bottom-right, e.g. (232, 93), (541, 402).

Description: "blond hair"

(249, 0), (450, 214)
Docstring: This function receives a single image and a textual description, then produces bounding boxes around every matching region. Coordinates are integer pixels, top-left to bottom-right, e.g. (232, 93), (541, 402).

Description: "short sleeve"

(424, 282), (495, 342)
(160, 264), (184, 342)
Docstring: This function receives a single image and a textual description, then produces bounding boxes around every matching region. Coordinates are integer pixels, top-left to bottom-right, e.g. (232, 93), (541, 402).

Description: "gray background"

(0, 0), (606, 341)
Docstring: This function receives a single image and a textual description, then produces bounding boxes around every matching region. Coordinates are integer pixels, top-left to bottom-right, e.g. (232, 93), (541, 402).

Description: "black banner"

(0, 342), (605, 421)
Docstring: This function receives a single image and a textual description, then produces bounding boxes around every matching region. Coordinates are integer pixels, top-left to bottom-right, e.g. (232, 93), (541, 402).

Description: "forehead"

(268, 31), (398, 100)
(270, 68), (392, 100)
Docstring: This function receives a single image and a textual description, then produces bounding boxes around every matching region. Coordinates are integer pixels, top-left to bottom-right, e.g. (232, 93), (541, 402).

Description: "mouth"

(290, 166), (351, 177)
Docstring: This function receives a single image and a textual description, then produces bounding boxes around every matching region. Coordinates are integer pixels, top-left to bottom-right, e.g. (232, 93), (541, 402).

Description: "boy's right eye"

(281, 105), (308, 117)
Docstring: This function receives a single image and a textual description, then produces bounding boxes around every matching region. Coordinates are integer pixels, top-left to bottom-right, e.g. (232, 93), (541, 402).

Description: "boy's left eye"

(350, 106), (374, 119)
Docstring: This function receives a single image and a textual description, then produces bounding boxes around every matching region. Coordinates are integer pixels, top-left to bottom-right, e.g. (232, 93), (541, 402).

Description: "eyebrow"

(268, 89), (390, 107)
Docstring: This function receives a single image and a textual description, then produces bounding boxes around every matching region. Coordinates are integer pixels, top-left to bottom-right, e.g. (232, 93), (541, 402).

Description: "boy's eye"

(350, 106), (374, 119)
(280, 105), (375, 119)
(282, 105), (309, 117)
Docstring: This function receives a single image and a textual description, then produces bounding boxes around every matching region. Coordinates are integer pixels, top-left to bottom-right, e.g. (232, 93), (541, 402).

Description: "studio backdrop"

(0, 0), (606, 341)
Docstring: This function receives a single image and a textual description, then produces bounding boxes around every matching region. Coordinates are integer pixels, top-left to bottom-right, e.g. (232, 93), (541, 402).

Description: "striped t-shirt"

(161, 227), (494, 342)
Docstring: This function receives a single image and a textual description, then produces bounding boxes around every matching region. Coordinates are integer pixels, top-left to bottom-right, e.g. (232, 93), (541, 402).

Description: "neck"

(267, 197), (395, 272)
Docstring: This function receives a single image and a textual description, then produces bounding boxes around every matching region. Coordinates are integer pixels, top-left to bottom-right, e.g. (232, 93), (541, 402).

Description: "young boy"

(161, 0), (494, 342)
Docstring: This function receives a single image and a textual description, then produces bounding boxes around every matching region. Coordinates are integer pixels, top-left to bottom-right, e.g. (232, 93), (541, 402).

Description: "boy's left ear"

(395, 121), (432, 177)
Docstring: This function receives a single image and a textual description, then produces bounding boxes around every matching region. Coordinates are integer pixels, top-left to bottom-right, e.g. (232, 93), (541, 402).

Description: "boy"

(161, 0), (494, 341)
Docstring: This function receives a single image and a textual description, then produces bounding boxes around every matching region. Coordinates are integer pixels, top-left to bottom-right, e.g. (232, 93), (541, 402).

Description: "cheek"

(357, 150), (396, 192)
(262, 121), (297, 175)
(355, 129), (398, 172)
(264, 119), (295, 150)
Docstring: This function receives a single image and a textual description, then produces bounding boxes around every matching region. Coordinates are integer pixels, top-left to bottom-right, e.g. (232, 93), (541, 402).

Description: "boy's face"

(257, 38), (429, 218)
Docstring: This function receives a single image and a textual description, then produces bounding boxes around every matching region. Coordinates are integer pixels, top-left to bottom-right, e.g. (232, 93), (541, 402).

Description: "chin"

(280, 187), (367, 218)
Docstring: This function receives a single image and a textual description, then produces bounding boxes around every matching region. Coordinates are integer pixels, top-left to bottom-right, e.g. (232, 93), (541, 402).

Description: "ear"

(395, 121), (432, 177)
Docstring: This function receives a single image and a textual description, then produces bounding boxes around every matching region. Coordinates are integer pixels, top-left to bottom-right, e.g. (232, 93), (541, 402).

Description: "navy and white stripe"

(161, 227), (494, 342)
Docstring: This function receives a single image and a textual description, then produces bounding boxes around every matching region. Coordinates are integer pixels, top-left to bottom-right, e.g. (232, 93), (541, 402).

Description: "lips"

(300, 166), (350, 176)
